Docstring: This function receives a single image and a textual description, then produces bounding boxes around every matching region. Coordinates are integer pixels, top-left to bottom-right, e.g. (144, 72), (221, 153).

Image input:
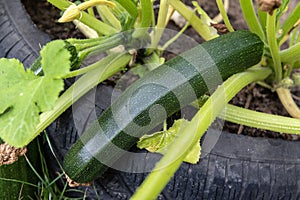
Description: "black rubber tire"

(0, 0), (49, 68)
(1, 1), (300, 199)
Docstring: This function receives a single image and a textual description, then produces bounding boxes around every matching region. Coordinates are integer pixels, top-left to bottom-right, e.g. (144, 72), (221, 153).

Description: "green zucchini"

(64, 30), (264, 183)
(0, 139), (40, 199)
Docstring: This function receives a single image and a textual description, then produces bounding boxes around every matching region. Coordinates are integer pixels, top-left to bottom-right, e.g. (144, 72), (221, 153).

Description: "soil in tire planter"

(21, 0), (85, 39)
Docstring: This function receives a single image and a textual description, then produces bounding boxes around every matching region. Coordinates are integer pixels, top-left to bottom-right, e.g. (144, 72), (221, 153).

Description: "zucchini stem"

(213, 0), (229, 23)
(132, 0), (153, 39)
(276, 87), (300, 119)
(151, 0), (170, 50)
(280, 42), (300, 63)
(266, 11), (282, 83)
(161, 21), (190, 52)
(278, 2), (300, 42)
(114, 0), (138, 20)
(170, 0), (218, 41)
(216, 0), (234, 32)
(239, 0), (265, 41)
(220, 104), (300, 134)
(96, 5), (122, 31)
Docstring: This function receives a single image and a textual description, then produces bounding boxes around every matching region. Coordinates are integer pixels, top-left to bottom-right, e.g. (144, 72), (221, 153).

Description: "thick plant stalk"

(96, 5), (122, 30)
(216, 0), (234, 32)
(266, 10), (282, 83)
(220, 104), (300, 133)
(213, 0), (229, 23)
(132, 0), (153, 38)
(239, 0), (265, 41)
(170, 0), (218, 41)
(151, 0), (170, 49)
(279, 2), (300, 42)
(280, 42), (300, 63)
(277, 87), (300, 118)
(131, 66), (271, 200)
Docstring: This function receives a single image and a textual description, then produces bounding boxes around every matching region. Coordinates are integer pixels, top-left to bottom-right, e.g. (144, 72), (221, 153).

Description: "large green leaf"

(0, 40), (70, 147)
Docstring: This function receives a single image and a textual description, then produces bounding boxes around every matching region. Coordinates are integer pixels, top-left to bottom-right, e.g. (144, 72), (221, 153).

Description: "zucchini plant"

(0, 0), (300, 199)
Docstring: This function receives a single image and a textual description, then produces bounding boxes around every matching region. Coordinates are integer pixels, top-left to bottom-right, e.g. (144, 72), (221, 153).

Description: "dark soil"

(21, 0), (85, 39)
(22, 0), (300, 140)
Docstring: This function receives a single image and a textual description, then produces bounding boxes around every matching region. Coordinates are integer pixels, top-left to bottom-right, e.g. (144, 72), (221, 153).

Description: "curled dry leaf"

(257, 0), (282, 15)
(210, 23), (229, 33)
(65, 174), (92, 187)
(0, 143), (27, 165)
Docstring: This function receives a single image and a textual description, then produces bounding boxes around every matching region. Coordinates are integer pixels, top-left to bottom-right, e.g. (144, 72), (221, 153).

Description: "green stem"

(258, 9), (267, 33)
(33, 53), (131, 140)
(138, 0), (153, 29)
(132, 0), (153, 38)
(63, 58), (113, 78)
(170, 0), (218, 41)
(78, 33), (126, 59)
(279, 3), (300, 41)
(67, 37), (108, 45)
(216, 0), (234, 32)
(47, 0), (118, 35)
(68, 35), (113, 51)
(131, 66), (271, 200)
(114, 0), (138, 20)
(75, 13), (119, 36)
(290, 26), (300, 46)
(239, 0), (265, 41)
(276, 87), (300, 118)
(161, 21), (190, 52)
(280, 42), (300, 63)
(151, 0), (170, 50)
(212, 0), (228, 23)
(64, 34), (128, 78)
(96, 5), (122, 30)
(266, 11), (282, 83)
(220, 104), (300, 134)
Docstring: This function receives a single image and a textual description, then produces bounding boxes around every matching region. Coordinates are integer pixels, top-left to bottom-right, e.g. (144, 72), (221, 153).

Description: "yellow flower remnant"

(58, 0), (115, 23)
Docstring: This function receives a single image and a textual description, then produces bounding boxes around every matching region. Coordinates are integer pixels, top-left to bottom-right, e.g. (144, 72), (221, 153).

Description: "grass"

(2, 132), (97, 200)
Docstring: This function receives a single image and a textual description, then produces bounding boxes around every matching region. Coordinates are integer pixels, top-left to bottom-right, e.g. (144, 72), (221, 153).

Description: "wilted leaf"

(137, 119), (201, 164)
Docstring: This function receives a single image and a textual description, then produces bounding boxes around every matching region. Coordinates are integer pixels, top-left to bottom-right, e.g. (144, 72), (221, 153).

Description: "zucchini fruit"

(64, 31), (264, 183)
(0, 139), (40, 199)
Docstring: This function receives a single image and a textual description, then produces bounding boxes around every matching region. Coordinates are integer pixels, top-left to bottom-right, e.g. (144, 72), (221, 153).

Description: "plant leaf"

(137, 119), (201, 164)
(0, 40), (70, 147)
